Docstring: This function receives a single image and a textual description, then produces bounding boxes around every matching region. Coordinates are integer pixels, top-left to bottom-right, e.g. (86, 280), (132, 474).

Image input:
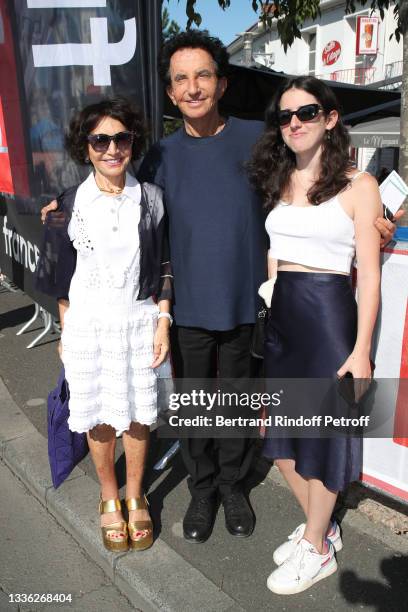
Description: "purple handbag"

(47, 368), (88, 488)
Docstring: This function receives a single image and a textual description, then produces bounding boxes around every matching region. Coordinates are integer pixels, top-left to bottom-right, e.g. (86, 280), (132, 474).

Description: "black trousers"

(171, 324), (258, 499)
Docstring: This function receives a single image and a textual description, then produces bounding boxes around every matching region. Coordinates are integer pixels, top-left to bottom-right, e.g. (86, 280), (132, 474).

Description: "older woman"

(250, 76), (382, 594)
(36, 98), (172, 552)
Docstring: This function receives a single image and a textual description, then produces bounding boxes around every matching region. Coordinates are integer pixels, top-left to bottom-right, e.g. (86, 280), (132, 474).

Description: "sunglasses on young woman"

(276, 104), (323, 127)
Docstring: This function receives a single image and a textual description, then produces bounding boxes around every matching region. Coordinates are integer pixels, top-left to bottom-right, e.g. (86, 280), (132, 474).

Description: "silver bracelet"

(157, 312), (173, 326)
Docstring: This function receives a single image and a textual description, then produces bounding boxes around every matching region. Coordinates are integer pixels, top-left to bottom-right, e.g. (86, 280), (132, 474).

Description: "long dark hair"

(248, 76), (354, 211)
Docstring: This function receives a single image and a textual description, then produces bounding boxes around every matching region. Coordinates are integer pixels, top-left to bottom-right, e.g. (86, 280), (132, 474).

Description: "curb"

(0, 379), (243, 612)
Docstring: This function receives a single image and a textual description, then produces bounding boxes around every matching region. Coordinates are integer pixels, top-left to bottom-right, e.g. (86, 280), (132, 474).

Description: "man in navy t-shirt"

(139, 31), (266, 543)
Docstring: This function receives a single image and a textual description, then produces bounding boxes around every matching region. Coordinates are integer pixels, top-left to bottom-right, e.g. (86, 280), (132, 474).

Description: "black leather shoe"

(183, 495), (218, 543)
(222, 491), (254, 537)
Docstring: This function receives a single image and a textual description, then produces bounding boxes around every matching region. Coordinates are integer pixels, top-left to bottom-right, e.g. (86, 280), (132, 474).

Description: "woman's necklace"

(95, 176), (125, 194)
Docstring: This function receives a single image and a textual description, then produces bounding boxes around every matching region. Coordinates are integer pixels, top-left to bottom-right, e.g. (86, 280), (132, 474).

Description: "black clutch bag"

(250, 307), (269, 359)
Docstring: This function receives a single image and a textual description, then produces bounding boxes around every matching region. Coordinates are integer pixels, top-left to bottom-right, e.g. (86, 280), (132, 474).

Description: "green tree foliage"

(180, 1), (405, 50)
(161, 8), (182, 134)
(162, 5), (181, 41)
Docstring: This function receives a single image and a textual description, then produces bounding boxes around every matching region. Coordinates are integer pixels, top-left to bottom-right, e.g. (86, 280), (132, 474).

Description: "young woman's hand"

(151, 319), (170, 368)
(337, 352), (372, 379)
(337, 352), (373, 402)
(374, 209), (404, 248)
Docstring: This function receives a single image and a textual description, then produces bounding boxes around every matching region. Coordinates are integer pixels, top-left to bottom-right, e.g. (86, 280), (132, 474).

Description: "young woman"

(249, 76), (381, 594)
(36, 98), (172, 552)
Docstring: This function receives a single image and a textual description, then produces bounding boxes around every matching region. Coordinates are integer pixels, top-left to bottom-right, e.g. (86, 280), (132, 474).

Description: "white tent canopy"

(348, 116), (400, 148)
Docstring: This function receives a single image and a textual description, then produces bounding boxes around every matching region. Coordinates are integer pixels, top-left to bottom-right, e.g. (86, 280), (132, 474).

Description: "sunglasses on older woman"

(87, 131), (134, 153)
(277, 103), (323, 127)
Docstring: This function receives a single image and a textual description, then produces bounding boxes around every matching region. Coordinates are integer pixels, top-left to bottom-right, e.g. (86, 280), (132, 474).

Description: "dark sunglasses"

(277, 104), (323, 127)
(87, 131), (134, 153)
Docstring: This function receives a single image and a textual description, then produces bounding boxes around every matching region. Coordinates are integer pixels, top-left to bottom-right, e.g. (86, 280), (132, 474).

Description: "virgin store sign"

(322, 40), (341, 66)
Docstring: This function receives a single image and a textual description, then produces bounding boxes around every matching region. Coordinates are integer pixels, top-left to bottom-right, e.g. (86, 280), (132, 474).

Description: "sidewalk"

(0, 460), (136, 612)
(1, 287), (408, 611)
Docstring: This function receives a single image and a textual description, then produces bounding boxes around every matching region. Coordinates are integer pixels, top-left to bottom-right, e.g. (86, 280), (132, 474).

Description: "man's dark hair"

(65, 97), (146, 165)
(158, 29), (230, 86)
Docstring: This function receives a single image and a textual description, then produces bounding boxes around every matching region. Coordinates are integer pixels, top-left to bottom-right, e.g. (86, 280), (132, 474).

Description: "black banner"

(0, 0), (162, 311)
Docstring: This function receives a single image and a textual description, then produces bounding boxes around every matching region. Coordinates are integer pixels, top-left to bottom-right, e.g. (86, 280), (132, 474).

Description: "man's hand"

(41, 199), (58, 223)
(375, 209), (404, 248)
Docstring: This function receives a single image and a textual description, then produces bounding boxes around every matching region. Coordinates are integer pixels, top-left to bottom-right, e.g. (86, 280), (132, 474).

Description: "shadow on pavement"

(147, 453), (188, 540)
(113, 431), (188, 541)
(340, 555), (408, 611)
(113, 435), (271, 541)
(0, 304), (35, 331)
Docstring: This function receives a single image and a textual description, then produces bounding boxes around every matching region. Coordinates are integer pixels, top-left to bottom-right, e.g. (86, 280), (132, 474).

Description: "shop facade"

(227, 0), (403, 176)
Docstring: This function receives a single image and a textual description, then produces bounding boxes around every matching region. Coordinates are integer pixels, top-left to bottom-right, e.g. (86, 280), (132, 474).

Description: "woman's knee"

(88, 423), (116, 443)
(125, 421), (149, 440)
(274, 458), (295, 475)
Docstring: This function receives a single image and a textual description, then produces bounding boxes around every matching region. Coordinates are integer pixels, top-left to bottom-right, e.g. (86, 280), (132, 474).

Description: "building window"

(307, 32), (316, 75)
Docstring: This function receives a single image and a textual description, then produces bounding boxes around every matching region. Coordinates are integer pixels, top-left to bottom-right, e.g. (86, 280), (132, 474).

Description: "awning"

(348, 116), (400, 148)
(164, 65), (401, 121)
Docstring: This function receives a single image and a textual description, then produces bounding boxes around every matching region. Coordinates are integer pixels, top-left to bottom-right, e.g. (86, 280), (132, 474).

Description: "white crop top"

(265, 193), (356, 274)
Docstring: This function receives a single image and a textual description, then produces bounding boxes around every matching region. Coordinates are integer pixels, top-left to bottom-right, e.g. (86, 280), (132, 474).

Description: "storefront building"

(227, 0), (403, 176)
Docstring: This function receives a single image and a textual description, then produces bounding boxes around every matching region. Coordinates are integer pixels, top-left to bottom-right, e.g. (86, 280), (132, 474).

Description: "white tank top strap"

(350, 170), (368, 182)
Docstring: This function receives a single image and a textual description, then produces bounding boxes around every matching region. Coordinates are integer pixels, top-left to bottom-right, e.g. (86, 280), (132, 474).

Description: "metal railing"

(328, 67), (377, 85)
(384, 60), (403, 80)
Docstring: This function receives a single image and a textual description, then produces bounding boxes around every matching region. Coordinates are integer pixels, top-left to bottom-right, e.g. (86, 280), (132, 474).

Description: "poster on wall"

(0, 0), (162, 313)
(356, 16), (379, 55)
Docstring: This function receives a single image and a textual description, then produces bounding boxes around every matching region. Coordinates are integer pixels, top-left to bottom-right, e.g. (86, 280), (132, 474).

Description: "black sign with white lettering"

(1, 203), (57, 314)
(0, 0), (162, 311)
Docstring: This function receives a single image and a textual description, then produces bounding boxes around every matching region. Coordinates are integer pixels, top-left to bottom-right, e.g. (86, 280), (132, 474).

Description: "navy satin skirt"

(263, 271), (361, 492)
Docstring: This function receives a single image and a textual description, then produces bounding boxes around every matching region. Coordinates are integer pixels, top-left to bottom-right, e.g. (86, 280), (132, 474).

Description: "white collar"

(122, 172), (141, 201)
(82, 171), (140, 204)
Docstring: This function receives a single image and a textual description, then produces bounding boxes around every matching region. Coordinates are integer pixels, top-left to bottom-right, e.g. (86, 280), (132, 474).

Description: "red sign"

(356, 16), (379, 55)
(0, 97), (13, 194)
(394, 300), (408, 447)
(322, 40), (341, 66)
(0, 2), (30, 196)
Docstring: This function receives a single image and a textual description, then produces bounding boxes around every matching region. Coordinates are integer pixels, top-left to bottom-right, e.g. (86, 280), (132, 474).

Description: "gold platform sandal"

(99, 497), (129, 552)
(126, 495), (153, 551)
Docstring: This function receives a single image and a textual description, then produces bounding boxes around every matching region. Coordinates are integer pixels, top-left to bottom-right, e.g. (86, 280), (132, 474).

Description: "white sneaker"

(267, 538), (338, 595)
(273, 521), (342, 566)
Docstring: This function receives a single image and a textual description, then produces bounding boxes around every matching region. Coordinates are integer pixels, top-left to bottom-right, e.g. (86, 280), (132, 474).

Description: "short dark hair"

(65, 97), (146, 165)
(158, 29), (230, 86)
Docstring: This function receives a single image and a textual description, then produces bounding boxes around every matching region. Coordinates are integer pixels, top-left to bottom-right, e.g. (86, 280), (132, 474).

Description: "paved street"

(0, 460), (135, 612)
(1, 285), (408, 611)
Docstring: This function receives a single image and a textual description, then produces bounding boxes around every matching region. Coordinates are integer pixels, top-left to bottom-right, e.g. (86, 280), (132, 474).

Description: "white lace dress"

(61, 172), (159, 433)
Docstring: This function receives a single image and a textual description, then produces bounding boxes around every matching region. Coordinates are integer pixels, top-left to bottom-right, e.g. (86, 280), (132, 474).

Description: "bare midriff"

(277, 260), (349, 276)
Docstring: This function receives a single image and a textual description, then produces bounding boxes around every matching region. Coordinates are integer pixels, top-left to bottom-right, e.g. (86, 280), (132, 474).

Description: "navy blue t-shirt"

(138, 116), (266, 330)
